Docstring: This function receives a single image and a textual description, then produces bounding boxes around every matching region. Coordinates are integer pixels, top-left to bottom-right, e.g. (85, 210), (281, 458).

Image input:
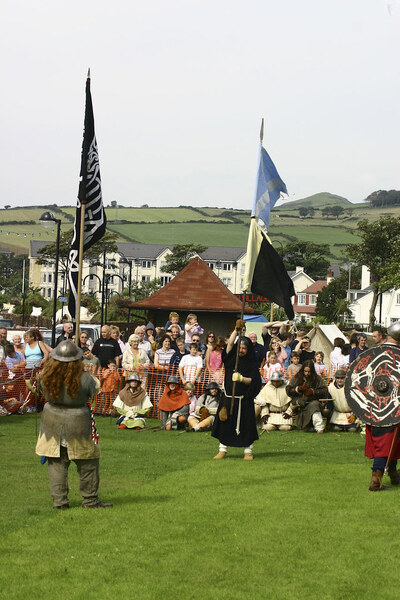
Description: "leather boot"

(213, 451), (227, 460)
(388, 469), (400, 485)
(369, 470), (391, 491)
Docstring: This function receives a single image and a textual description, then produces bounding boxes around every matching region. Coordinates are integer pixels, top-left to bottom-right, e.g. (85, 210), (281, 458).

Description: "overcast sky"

(1, 0), (399, 210)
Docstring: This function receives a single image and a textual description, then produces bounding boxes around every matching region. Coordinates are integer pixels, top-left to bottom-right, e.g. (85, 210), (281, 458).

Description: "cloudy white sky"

(1, 0), (399, 210)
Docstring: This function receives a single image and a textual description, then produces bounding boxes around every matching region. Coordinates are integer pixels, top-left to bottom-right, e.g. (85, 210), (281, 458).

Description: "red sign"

(235, 293), (269, 303)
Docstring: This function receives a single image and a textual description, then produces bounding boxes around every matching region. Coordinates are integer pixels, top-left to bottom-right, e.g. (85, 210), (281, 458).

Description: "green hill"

(278, 192), (352, 210)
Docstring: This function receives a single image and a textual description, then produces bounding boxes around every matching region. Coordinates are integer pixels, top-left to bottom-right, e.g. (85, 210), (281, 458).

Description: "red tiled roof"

(293, 303), (316, 315)
(130, 257), (256, 313)
(302, 280), (328, 293)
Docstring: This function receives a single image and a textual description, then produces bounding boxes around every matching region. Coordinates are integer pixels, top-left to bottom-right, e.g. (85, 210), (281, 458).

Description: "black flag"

(67, 74), (106, 322)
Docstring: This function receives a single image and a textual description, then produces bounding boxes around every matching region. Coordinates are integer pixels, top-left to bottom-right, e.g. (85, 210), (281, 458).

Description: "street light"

(104, 273), (125, 325)
(39, 211), (61, 348)
(120, 257), (133, 338)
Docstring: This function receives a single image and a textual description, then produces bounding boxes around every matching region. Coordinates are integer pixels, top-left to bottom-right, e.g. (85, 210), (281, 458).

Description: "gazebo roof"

(130, 257), (256, 313)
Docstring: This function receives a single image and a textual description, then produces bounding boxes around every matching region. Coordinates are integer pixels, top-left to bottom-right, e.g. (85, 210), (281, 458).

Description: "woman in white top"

(154, 336), (175, 370)
(329, 337), (349, 373)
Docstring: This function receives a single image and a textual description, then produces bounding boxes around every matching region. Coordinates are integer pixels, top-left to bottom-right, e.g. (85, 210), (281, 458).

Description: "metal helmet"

(127, 373), (141, 383)
(388, 322), (400, 342)
(51, 340), (83, 362)
(167, 375), (179, 384)
(334, 369), (347, 379)
(206, 381), (220, 391)
(270, 371), (285, 382)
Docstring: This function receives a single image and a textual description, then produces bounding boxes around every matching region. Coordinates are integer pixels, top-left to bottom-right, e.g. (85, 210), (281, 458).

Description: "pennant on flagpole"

(243, 136), (294, 320)
(67, 74), (106, 321)
(252, 146), (287, 232)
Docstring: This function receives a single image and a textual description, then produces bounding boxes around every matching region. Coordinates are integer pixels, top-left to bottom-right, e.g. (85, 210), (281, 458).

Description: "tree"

(315, 271), (349, 322)
(299, 207), (309, 219)
(346, 216), (400, 328)
(0, 252), (27, 293)
(161, 244), (207, 275)
(282, 241), (330, 279)
(36, 229), (119, 272)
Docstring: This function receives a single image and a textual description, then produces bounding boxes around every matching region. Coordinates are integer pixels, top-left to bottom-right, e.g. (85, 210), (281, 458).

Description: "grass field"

(61, 206), (227, 223)
(1, 415), (400, 600)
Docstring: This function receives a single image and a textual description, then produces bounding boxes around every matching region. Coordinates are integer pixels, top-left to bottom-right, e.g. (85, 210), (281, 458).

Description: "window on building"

(396, 294), (400, 305)
(142, 260), (152, 269)
(161, 276), (171, 286)
(48, 274), (52, 283)
(207, 262), (215, 270)
(42, 273), (46, 283)
(298, 294), (306, 305)
(47, 288), (52, 298)
(105, 259), (115, 269)
(142, 275), (151, 282)
(42, 288), (46, 296)
(241, 264), (245, 275)
(222, 263), (232, 271)
(222, 278), (232, 287)
(309, 294), (317, 305)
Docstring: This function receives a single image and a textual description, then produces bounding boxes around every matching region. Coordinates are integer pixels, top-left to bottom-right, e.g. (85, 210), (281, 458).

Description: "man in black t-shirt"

(91, 325), (121, 368)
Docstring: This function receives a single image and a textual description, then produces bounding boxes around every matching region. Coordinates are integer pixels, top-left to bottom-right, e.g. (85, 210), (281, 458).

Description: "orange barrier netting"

(0, 363), (341, 418)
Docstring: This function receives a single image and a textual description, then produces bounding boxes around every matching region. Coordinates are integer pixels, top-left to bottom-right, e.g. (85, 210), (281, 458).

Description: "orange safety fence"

(0, 362), (344, 418)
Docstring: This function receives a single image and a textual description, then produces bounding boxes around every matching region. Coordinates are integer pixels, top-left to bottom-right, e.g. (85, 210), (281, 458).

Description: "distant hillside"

(278, 192), (352, 211)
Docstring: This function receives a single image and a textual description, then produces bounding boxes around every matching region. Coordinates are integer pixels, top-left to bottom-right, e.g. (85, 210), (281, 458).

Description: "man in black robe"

(212, 320), (262, 460)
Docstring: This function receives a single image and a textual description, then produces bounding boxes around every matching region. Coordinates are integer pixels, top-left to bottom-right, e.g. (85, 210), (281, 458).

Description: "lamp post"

(120, 257), (134, 338)
(104, 274), (125, 325)
(39, 211), (61, 348)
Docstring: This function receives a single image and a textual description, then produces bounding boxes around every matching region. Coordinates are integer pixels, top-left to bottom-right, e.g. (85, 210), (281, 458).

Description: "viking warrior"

(113, 373), (153, 430)
(158, 375), (190, 430)
(326, 369), (357, 432)
(187, 381), (221, 431)
(285, 360), (328, 433)
(212, 321), (262, 460)
(254, 371), (293, 431)
(35, 340), (112, 509)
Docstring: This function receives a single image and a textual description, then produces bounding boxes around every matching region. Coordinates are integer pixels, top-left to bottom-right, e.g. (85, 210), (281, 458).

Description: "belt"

(50, 403), (86, 409)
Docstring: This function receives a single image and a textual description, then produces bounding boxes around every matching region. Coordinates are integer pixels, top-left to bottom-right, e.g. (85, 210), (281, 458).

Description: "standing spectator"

(166, 324), (181, 352)
(349, 334), (368, 363)
(5, 344), (25, 374)
(12, 334), (25, 354)
(178, 343), (203, 384)
(82, 348), (101, 373)
(135, 326), (152, 361)
(247, 332), (266, 368)
(154, 336), (175, 370)
(261, 321), (288, 348)
(313, 351), (328, 377)
(372, 327), (386, 347)
(145, 322), (158, 356)
(205, 336), (225, 380)
(78, 331), (91, 351)
(263, 351), (283, 383)
(295, 334), (316, 364)
(110, 326), (125, 354)
(164, 311), (184, 335)
(187, 333), (207, 358)
(329, 338), (349, 373)
(122, 334), (150, 373)
(0, 327), (9, 354)
(91, 325), (121, 368)
(100, 359), (122, 414)
(289, 328), (307, 352)
(205, 331), (216, 352)
(267, 338), (288, 368)
(23, 329), (49, 369)
(286, 351), (301, 379)
(169, 337), (188, 368)
(55, 322), (73, 346)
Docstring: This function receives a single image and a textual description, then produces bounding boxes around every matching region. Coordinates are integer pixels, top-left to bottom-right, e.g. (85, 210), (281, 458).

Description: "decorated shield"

(344, 344), (400, 426)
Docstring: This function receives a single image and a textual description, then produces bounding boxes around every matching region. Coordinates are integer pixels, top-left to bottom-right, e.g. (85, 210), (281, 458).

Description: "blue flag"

(252, 146), (287, 231)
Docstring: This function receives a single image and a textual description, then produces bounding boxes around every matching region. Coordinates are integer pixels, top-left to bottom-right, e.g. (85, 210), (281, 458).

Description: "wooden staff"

(230, 291), (247, 415)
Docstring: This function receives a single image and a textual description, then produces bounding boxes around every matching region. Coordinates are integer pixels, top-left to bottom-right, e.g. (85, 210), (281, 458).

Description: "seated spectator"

(263, 351), (283, 383)
(205, 335), (225, 380)
(113, 373), (153, 430)
(122, 334), (150, 373)
(326, 369), (357, 432)
(286, 351), (301, 379)
(247, 332), (266, 368)
(5, 344), (25, 374)
(110, 326), (125, 354)
(254, 371), (293, 431)
(154, 336), (175, 370)
(158, 375), (190, 430)
(187, 381), (221, 431)
(349, 334), (368, 363)
(329, 337), (349, 373)
(135, 326), (153, 360)
(82, 347), (101, 373)
(313, 351), (327, 377)
(164, 311), (184, 335)
(285, 360), (328, 433)
(184, 313), (204, 344)
(169, 337), (188, 367)
(178, 343), (203, 384)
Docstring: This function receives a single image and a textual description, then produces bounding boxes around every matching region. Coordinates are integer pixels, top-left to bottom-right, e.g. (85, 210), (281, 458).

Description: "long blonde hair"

(40, 358), (83, 399)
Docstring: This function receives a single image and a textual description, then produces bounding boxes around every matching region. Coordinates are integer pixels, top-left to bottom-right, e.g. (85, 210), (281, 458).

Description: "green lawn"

(1, 416), (399, 600)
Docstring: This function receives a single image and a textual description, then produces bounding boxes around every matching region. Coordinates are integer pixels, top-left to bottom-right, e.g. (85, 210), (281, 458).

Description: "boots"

(369, 470), (391, 491)
(388, 469), (400, 485)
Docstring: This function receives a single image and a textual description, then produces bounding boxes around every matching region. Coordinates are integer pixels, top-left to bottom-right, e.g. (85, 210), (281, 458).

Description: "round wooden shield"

(344, 344), (400, 427)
